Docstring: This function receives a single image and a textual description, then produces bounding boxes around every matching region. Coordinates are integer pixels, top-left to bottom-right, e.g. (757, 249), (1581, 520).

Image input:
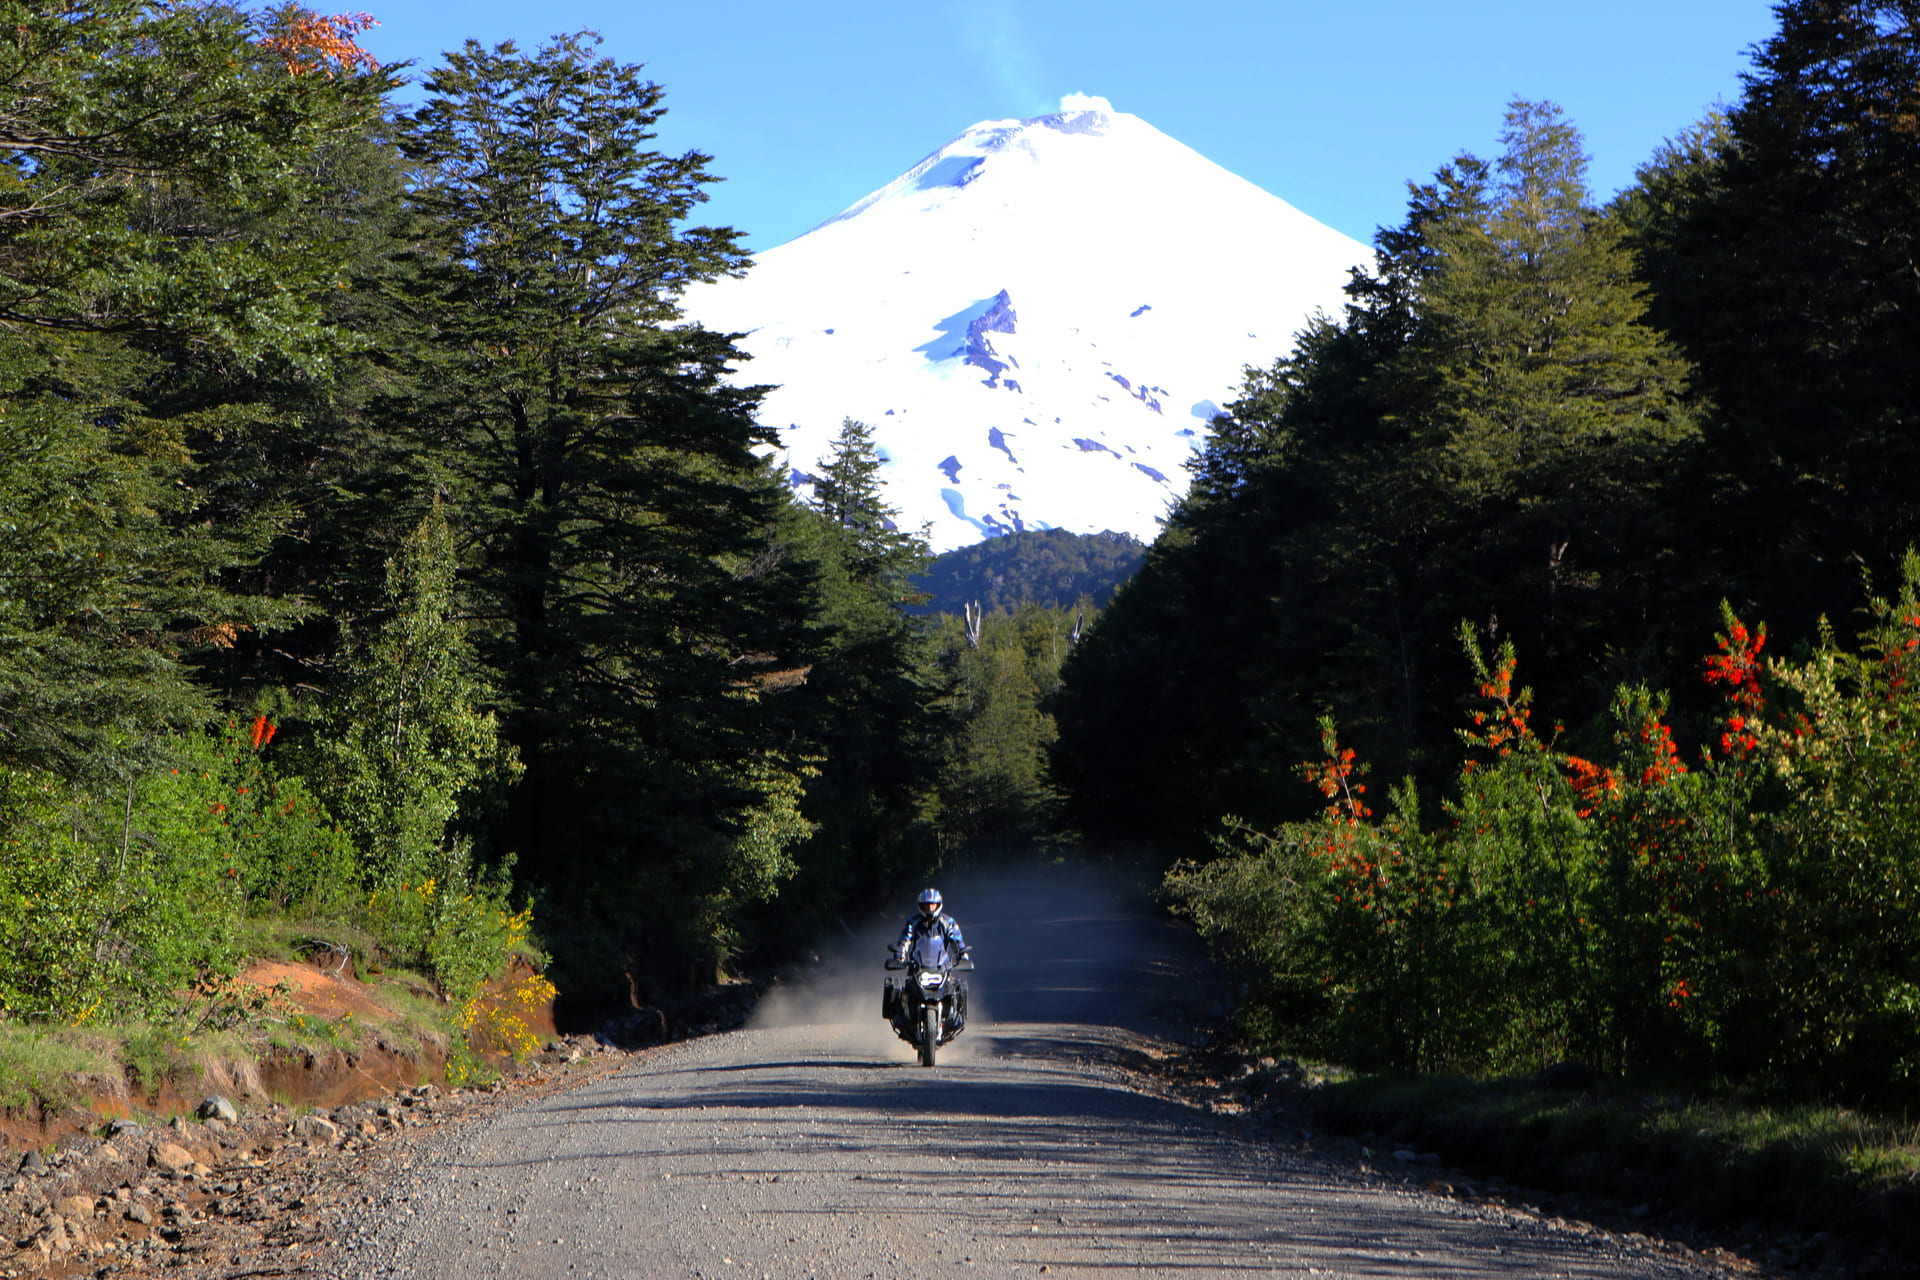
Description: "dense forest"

(8, 0), (1919, 1111)
(0, 4), (1068, 1046)
(909, 529), (1144, 615)
(1057, 2), (1920, 1103)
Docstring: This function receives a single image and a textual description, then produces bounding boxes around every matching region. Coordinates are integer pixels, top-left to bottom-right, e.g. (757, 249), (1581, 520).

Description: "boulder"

(53, 1194), (96, 1219)
(198, 1095), (239, 1124)
(148, 1143), (195, 1174)
(291, 1114), (340, 1142)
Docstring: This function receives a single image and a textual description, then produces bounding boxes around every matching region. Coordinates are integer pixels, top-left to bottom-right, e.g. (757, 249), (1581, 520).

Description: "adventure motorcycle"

(883, 934), (974, 1067)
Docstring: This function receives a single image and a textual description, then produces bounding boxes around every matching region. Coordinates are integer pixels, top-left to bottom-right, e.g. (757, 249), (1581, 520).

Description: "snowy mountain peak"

(681, 99), (1372, 551)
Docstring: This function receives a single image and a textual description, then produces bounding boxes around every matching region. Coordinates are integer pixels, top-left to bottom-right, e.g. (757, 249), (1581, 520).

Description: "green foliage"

(930, 606), (1078, 849)
(693, 752), (820, 963)
(382, 34), (826, 996)
(0, 713), (355, 1024)
(1318, 1074), (1920, 1260)
(910, 529), (1144, 615)
(1169, 556), (1920, 1105)
(310, 504), (517, 899)
(1058, 99), (1698, 862)
(1624, 1), (1920, 643)
(810, 418), (930, 589)
(0, 767), (125, 1022)
(0, 335), (302, 783)
(762, 422), (938, 929)
(0, 5), (970, 1036)
(0, 0), (393, 363)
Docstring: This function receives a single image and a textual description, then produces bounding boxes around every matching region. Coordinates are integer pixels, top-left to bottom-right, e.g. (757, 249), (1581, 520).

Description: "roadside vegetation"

(1050, 2), (1920, 1263)
(1311, 1073), (1920, 1270)
(0, 2), (1090, 1112)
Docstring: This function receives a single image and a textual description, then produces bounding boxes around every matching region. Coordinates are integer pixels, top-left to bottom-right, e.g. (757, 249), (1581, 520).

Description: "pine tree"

(1628, 0), (1920, 637)
(811, 419), (922, 581)
(764, 419), (938, 927)
(383, 34), (816, 996)
(1056, 102), (1699, 857)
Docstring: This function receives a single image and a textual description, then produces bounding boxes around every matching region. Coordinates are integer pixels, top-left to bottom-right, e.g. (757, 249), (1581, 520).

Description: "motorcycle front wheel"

(920, 1003), (939, 1067)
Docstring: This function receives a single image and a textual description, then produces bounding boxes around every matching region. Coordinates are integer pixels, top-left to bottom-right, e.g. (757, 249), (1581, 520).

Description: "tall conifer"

(1629, 0), (1920, 636)
(385, 34), (814, 996)
(1057, 101), (1697, 856)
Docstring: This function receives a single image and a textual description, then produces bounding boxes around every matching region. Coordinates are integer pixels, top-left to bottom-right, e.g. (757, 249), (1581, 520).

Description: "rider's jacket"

(897, 911), (967, 956)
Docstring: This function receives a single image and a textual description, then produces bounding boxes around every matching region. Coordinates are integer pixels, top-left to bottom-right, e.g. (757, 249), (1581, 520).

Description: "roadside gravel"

(0, 1040), (634, 1279)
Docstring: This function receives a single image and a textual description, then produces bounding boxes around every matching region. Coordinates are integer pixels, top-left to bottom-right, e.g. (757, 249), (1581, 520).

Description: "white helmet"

(918, 888), (943, 917)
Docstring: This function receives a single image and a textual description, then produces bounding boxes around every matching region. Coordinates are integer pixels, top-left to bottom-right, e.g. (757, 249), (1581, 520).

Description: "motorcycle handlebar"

(884, 956), (976, 971)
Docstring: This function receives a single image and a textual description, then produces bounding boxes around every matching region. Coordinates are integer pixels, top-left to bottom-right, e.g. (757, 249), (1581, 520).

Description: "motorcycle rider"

(896, 887), (968, 959)
(895, 888), (969, 1030)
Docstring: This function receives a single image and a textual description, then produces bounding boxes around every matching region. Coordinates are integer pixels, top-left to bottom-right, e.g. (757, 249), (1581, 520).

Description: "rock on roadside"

(0, 1033), (628, 1279)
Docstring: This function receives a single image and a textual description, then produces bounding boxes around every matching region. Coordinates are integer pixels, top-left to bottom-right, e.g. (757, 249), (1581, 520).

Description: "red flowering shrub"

(1169, 556), (1920, 1103)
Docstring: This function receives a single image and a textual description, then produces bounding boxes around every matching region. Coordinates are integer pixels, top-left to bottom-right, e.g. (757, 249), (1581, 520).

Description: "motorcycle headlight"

(917, 972), (944, 989)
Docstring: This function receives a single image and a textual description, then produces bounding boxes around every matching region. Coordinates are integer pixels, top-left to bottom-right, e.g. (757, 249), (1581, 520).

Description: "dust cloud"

(748, 857), (1221, 1061)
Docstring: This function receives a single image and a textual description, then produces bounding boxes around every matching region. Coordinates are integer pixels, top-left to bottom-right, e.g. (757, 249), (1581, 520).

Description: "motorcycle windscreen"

(910, 933), (955, 968)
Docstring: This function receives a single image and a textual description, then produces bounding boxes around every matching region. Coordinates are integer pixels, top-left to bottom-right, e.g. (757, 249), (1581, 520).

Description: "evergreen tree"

(1393, 102), (1696, 679)
(0, 3), (390, 783)
(764, 419), (938, 928)
(385, 34), (816, 997)
(1056, 102), (1697, 859)
(1627, 0), (1920, 638)
(310, 501), (518, 902)
(810, 418), (928, 588)
(933, 606), (1073, 850)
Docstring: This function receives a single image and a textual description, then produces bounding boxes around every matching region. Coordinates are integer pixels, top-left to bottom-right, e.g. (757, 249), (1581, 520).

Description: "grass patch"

(116, 1022), (202, 1100)
(236, 914), (381, 974)
(1313, 1072), (1920, 1270)
(0, 1023), (119, 1113)
(362, 971), (453, 1055)
(264, 1011), (356, 1055)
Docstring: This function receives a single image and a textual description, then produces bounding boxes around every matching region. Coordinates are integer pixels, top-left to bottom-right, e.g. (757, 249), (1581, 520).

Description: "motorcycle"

(883, 934), (974, 1067)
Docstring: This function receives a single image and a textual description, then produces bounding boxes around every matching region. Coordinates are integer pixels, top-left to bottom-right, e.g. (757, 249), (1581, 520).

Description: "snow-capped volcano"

(680, 96), (1371, 552)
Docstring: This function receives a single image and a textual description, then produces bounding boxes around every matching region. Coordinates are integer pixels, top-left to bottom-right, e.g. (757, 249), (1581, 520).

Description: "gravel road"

(335, 864), (1742, 1279)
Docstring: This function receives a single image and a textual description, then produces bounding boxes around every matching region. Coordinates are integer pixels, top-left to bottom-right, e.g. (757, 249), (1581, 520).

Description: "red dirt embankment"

(1, 953), (558, 1158)
(0, 952), (582, 1277)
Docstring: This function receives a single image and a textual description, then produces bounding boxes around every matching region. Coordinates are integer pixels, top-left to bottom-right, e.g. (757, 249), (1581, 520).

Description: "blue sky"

(358, 1), (1780, 253)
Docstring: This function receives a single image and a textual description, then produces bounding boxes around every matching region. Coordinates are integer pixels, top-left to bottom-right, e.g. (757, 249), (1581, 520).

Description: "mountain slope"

(909, 528), (1145, 616)
(681, 96), (1370, 551)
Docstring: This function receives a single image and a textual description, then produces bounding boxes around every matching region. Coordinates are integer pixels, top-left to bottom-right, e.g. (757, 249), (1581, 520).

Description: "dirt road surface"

(334, 864), (1740, 1279)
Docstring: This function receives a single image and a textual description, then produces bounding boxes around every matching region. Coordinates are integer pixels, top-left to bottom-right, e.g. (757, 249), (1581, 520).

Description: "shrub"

(1170, 556), (1920, 1105)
